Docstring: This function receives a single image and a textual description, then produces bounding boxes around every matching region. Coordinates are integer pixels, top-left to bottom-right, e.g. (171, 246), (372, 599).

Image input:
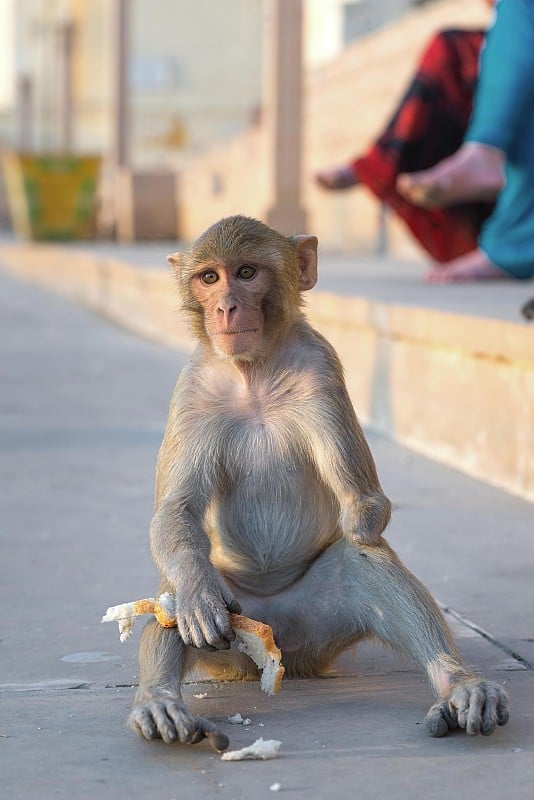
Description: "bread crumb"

(220, 738), (281, 761)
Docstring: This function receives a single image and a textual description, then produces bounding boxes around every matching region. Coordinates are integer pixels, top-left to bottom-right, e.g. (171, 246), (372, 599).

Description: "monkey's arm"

(150, 490), (242, 650)
(150, 416), (241, 651)
(306, 356), (391, 544)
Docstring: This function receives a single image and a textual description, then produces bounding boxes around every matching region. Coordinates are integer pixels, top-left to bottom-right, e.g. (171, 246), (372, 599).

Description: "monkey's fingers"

(219, 583), (242, 615)
(210, 606), (237, 647)
(188, 615), (218, 651)
(195, 600), (236, 650)
(176, 607), (233, 651)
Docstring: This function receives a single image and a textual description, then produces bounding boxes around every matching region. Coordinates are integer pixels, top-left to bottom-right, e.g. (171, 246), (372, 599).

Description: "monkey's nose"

(218, 302), (237, 324)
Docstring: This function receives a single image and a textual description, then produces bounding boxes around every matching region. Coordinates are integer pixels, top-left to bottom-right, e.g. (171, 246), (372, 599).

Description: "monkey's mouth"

(214, 329), (260, 336)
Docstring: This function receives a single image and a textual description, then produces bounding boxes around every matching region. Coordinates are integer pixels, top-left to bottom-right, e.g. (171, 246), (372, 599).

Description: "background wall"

(176, 0), (490, 258)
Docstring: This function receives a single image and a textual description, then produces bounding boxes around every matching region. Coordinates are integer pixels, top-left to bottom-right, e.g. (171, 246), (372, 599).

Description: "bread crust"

(230, 613), (285, 695)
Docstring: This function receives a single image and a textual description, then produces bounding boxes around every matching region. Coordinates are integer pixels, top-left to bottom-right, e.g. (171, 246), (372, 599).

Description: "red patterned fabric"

(352, 29), (494, 262)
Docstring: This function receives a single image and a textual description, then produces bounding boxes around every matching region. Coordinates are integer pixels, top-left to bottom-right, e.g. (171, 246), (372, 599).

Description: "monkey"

(128, 215), (509, 751)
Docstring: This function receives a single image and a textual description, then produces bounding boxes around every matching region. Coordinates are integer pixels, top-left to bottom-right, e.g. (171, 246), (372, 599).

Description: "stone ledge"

(1, 242), (532, 502)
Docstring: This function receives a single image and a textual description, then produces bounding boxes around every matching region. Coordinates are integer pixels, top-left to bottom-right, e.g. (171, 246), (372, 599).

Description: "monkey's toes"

(129, 702), (175, 744)
(425, 680), (510, 738)
(204, 727), (230, 752)
(129, 700), (229, 751)
(449, 680), (509, 736)
(424, 700), (458, 738)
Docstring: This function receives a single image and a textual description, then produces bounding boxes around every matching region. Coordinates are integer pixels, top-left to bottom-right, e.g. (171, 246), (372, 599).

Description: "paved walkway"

(1, 269), (533, 799)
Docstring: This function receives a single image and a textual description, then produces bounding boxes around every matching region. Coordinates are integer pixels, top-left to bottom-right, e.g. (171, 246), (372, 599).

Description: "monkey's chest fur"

(200, 389), (341, 594)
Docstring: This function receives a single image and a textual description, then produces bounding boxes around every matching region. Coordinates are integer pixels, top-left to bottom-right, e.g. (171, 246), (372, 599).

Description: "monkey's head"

(168, 215), (318, 361)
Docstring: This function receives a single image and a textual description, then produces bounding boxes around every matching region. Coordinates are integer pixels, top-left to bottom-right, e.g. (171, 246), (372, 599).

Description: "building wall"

(129, 0), (263, 166)
(3, 0), (263, 163)
(304, 0), (431, 68)
(69, 0), (113, 153)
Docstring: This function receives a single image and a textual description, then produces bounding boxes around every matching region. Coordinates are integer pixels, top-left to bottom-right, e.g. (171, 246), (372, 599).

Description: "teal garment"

(466, 0), (534, 279)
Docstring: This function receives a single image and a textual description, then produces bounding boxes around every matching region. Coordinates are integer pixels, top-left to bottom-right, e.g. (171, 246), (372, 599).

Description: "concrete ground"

(1, 269), (533, 800)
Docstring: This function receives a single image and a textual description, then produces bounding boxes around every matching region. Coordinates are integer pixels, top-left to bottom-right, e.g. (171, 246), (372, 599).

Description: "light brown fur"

(129, 215), (508, 751)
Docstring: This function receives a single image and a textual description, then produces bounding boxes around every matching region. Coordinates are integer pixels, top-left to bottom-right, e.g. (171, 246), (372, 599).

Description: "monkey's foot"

(129, 695), (229, 751)
(425, 679), (509, 737)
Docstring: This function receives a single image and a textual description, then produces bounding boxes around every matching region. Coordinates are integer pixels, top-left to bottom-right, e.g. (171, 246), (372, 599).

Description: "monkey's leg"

(339, 541), (509, 737)
(267, 539), (508, 737)
(128, 619), (229, 751)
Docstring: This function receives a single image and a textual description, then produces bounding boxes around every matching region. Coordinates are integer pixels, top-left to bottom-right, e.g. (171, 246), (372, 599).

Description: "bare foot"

(315, 165), (358, 190)
(424, 249), (508, 283)
(397, 143), (505, 208)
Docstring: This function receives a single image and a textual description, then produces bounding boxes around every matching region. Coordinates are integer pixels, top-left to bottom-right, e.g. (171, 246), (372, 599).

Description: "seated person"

(398, 0), (534, 282)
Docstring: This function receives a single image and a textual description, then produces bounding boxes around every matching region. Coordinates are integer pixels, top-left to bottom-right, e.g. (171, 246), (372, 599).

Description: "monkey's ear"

(293, 235), (318, 291)
(167, 251), (183, 274)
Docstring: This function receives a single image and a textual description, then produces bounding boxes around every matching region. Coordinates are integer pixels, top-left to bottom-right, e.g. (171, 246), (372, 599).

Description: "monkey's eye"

(200, 270), (219, 285)
(237, 265), (257, 280)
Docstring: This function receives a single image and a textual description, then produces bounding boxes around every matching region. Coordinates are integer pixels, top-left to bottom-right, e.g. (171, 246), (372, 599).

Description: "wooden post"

(57, 20), (75, 152)
(16, 74), (33, 151)
(111, 0), (129, 168)
(264, 0), (308, 234)
(105, 0), (131, 239)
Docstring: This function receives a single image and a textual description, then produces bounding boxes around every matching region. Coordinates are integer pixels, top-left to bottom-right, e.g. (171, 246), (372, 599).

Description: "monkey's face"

(168, 216), (318, 361)
(190, 261), (272, 359)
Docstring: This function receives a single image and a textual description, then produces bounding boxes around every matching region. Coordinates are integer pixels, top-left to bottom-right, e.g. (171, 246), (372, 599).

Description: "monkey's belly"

(208, 472), (341, 594)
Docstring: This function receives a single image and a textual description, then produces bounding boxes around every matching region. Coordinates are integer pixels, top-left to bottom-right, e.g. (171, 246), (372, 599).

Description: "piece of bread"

(229, 613), (285, 696)
(101, 593), (181, 640)
(102, 595), (285, 695)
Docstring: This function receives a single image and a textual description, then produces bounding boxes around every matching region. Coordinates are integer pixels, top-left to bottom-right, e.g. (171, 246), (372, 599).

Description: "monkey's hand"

(129, 691), (229, 751)
(425, 678), (509, 737)
(173, 561), (242, 651)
